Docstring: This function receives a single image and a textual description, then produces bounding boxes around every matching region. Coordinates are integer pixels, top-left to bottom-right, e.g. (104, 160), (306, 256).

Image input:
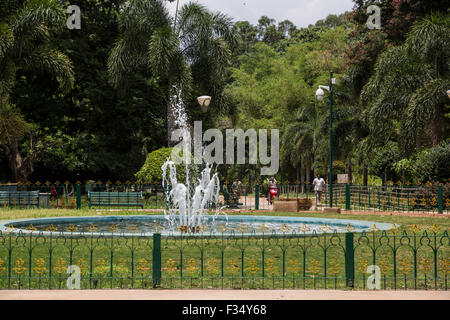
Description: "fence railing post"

(438, 185), (443, 214)
(255, 184), (259, 210)
(152, 233), (161, 288)
(345, 232), (355, 287)
(345, 184), (350, 210)
(76, 184), (81, 209)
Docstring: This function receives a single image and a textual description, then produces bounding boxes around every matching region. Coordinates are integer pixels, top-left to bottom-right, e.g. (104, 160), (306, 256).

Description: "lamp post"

(447, 90), (450, 99)
(197, 96), (212, 112)
(316, 71), (336, 208)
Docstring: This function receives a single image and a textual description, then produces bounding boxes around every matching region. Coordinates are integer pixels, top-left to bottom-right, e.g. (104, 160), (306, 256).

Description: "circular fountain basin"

(0, 215), (396, 237)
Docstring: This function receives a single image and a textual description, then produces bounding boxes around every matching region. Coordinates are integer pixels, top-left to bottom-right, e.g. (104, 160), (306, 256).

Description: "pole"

(329, 71), (333, 208)
(153, 233), (162, 287)
(76, 184), (81, 210)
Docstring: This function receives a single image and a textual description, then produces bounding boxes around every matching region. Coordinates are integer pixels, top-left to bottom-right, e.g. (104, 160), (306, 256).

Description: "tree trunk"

(363, 165), (368, 186)
(3, 140), (33, 182)
(306, 162), (311, 186)
(429, 105), (442, 146)
(300, 164), (305, 193)
(347, 157), (352, 185)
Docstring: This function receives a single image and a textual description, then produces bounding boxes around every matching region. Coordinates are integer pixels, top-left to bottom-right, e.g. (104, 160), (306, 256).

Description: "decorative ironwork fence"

(0, 181), (449, 213)
(0, 226), (448, 290)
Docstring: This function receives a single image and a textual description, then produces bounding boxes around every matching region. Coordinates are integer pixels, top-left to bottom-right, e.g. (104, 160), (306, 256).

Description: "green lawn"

(0, 208), (448, 290)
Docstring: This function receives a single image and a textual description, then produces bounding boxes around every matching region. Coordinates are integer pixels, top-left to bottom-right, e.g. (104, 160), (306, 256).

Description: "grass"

(0, 208), (448, 290)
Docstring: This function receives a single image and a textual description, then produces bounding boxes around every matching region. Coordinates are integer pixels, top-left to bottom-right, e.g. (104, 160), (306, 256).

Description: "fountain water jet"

(162, 88), (224, 233)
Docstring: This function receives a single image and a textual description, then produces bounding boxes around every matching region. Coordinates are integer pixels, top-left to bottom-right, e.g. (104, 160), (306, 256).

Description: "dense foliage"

(0, 0), (448, 185)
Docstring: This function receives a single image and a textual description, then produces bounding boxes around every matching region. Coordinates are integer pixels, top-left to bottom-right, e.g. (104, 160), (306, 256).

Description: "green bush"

(135, 147), (197, 183)
(413, 141), (450, 182)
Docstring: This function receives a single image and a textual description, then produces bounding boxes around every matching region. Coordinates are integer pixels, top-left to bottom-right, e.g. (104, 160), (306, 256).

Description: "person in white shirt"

(312, 174), (326, 206)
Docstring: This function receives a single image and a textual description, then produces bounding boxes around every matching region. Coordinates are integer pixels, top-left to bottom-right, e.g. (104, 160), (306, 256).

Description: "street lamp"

(197, 96), (212, 112)
(316, 71), (337, 208)
(447, 90), (450, 99)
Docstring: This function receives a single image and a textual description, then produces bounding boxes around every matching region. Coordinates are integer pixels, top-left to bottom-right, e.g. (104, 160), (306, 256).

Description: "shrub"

(135, 147), (197, 184)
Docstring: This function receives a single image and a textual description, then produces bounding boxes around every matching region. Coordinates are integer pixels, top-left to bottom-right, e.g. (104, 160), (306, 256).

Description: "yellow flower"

(128, 224), (138, 233)
(246, 258), (259, 275)
(216, 224), (228, 233)
(0, 258), (5, 274)
(77, 258), (88, 273)
(108, 224), (119, 233)
(136, 258), (150, 275)
(307, 259), (320, 275)
(344, 224), (355, 232)
(164, 259), (177, 274)
(419, 258), (432, 274)
(26, 224), (37, 232)
(206, 259), (219, 275)
(237, 224), (248, 233)
(278, 224), (291, 233)
(14, 259), (27, 275)
(151, 223), (164, 232)
(445, 198), (450, 207)
(409, 224), (420, 234)
(116, 258), (129, 274)
(430, 224), (441, 233)
(358, 259), (369, 274)
(45, 225), (58, 232)
(33, 258), (47, 275)
(398, 257), (411, 275)
(298, 224), (310, 233)
(379, 258), (390, 274)
(430, 197), (438, 207)
(328, 257), (341, 275)
(54, 258), (67, 274)
(65, 224), (78, 233)
(288, 259), (300, 275)
(87, 224), (98, 233)
(265, 258), (278, 275)
(439, 259), (449, 275)
(185, 258), (198, 275)
(227, 259), (239, 275)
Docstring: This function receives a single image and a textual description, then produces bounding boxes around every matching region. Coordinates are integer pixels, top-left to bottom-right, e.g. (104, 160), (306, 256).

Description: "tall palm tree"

(281, 103), (328, 186)
(107, 0), (237, 145)
(0, 0), (74, 181)
(361, 13), (450, 155)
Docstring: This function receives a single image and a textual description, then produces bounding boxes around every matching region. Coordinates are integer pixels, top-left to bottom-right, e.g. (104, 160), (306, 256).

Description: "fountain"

(0, 90), (398, 236)
(161, 88), (224, 233)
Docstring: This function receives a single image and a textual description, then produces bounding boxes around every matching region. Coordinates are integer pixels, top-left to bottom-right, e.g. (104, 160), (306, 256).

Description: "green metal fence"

(0, 227), (448, 290)
(0, 181), (449, 213)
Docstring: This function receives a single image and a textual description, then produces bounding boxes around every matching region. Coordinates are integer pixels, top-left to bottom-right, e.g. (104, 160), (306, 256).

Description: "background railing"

(0, 228), (448, 290)
(0, 181), (449, 213)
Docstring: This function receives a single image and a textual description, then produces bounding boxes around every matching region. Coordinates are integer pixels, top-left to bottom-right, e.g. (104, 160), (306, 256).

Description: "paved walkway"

(1, 290), (449, 300)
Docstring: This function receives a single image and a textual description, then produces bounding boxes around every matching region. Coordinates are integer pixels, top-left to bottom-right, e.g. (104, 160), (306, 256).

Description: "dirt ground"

(0, 289), (449, 300)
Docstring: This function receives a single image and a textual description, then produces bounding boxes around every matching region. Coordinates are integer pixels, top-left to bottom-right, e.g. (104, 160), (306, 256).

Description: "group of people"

(229, 174), (327, 207)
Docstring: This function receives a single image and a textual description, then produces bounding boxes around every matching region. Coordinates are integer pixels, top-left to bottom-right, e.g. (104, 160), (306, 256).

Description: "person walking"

(312, 174), (325, 206)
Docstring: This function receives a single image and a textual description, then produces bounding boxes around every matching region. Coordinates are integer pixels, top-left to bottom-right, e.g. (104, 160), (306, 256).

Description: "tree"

(0, 0), (74, 181)
(108, 0), (237, 146)
(361, 14), (450, 155)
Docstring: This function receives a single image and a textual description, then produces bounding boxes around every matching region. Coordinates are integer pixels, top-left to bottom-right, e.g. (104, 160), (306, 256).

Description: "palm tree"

(281, 103), (328, 189)
(107, 0), (237, 145)
(361, 13), (450, 155)
(0, 0), (74, 181)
